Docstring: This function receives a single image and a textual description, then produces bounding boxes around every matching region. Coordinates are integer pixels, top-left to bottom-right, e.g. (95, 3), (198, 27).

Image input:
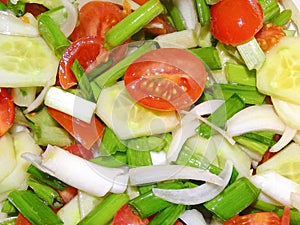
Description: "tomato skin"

(0, 88), (15, 136)
(57, 186), (78, 204)
(70, 1), (124, 42)
(64, 144), (94, 160)
(124, 48), (207, 111)
(58, 35), (106, 89)
(280, 207), (290, 225)
(112, 204), (149, 225)
(15, 214), (32, 225)
(223, 212), (281, 225)
(0, 0), (7, 4)
(47, 107), (105, 150)
(210, 0), (264, 45)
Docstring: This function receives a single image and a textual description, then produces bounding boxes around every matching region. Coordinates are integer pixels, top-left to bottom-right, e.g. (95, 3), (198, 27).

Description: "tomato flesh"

(15, 214), (32, 225)
(124, 48), (207, 111)
(64, 144), (94, 160)
(112, 204), (149, 225)
(223, 212), (281, 225)
(210, 0), (264, 45)
(59, 35), (106, 89)
(47, 107), (105, 150)
(0, 88), (15, 136)
(70, 1), (124, 42)
(57, 186), (78, 204)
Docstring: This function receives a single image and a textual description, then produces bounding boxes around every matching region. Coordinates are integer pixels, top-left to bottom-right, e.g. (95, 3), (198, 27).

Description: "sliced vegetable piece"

(0, 133), (15, 183)
(223, 212), (280, 225)
(0, 88), (15, 136)
(124, 48), (207, 111)
(47, 107), (104, 150)
(96, 81), (179, 140)
(210, 0), (263, 45)
(257, 37), (300, 105)
(112, 204), (149, 225)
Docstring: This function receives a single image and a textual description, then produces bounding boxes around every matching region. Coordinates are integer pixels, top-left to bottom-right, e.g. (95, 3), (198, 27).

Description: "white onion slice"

(172, 0), (198, 30)
(60, 0), (77, 37)
(129, 165), (224, 186)
(167, 100), (224, 162)
(226, 104), (286, 137)
(291, 192), (300, 211)
(179, 209), (208, 225)
(270, 126), (297, 152)
(23, 145), (128, 197)
(77, 0), (140, 10)
(152, 161), (233, 205)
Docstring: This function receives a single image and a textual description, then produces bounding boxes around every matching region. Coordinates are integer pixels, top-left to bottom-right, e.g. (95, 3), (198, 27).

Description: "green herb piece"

(190, 47), (222, 70)
(148, 204), (186, 225)
(225, 62), (256, 86)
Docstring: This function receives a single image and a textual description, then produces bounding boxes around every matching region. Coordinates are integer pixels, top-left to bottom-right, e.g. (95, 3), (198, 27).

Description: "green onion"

(27, 165), (69, 191)
(0, 217), (17, 225)
(271, 9), (292, 26)
(87, 58), (113, 81)
(148, 204), (186, 225)
(7, 0), (25, 17)
(90, 152), (128, 168)
(204, 177), (261, 221)
(258, 0), (280, 22)
(104, 0), (164, 50)
(77, 193), (129, 225)
(129, 182), (184, 218)
(211, 83), (266, 105)
(8, 190), (63, 225)
(0, 2), (7, 10)
(37, 13), (70, 59)
(196, 93), (245, 139)
(71, 59), (95, 102)
(1, 200), (17, 216)
(98, 126), (127, 156)
(162, 0), (186, 31)
(27, 176), (63, 209)
(91, 41), (159, 99)
(236, 38), (266, 70)
(225, 62), (256, 86)
(190, 47), (222, 70)
(195, 0), (210, 26)
(42, 6), (67, 26)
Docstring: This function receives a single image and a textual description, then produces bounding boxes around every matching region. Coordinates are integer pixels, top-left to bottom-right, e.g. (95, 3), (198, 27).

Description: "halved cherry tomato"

(223, 212), (281, 225)
(112, 204), (149, 225)
(70, 1), (125, 42)
(124, 48), (207, 111)
(210, 0), (264, 45)
(47, 107), (105, 150)
(0, 88), (15, 136)
(57, 186), (78, 204)
(15, 213), (32, 225)
(58, 35), (106, 89)
(280, 206), (290, 225)
(64, 143), (94, 160)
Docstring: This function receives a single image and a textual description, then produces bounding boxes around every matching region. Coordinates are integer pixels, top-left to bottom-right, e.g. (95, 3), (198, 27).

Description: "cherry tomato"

(15, 214), (32, 225)
(124, 48), (207, 111)
(58, 35), (106, 89)
(47, 107), (105, 150)
(70, 1), (125, 42)
(223, 212), (281, 225)
(0, 0), (7, 4)
(112, 204), (149, 225)
(57, 186), (78, 204)
(210, 0), (264, 45)
(0, 88), (15, 136)
(280, 206), (290, 225)
(25, 3), (47, 17)
(64, 143), (94, 160)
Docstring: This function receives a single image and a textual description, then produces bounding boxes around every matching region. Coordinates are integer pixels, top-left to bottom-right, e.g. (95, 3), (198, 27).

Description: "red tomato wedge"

(15, 214), (32, 225)
(112, 204), (149, 225)
(0, 88), (15, 136)
(25, 3), (47, 17)
(124, 48), (207, 111)
(64, 144), (94, 160)
(70, 1), (125, 42)
(280, 206), (290, 225)
(210, 0), (264, 45)
(57, 186), (78, 204)
(47, 107), (105, 150)
(58, 35), (106, 89)
(223, 212), (281, 225)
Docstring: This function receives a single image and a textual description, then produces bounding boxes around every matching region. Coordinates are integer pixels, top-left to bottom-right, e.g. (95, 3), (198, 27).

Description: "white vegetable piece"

(250, 171), (300, 207)
(60, 0), (78, 38)
(172, 0), (198, 30)
(180, 209), (208, 225)
(281, 0), (300, 29)
(22, 145), (129, 197)
(0, 133), (16, 183)
(152, 161), (233, 205)
(44, 87), (96, 123)
(129, 165), (224, 186)
(77, 0), (140, 10)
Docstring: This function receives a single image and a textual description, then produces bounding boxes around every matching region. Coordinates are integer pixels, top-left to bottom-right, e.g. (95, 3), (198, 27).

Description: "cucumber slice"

(0, 133), (16, 183)
(272, 97), (300, 129)
(96, 81), (179, 140)
(0, 34), (59, 87)
(257, 37), (300, 105)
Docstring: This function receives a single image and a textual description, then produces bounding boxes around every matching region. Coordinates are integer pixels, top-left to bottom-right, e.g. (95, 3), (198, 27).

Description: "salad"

(1, 0), (300, 224)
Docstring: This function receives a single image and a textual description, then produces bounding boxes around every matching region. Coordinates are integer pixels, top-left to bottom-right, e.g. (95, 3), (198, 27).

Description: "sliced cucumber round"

(96, 81), (180, 140)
